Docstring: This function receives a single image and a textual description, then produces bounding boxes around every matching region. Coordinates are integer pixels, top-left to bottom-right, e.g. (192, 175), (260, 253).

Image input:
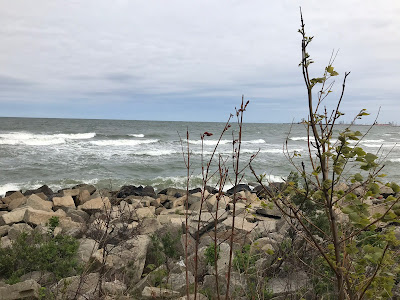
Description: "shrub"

(0, 224), (80, 284)
(204, 243), (220, 267)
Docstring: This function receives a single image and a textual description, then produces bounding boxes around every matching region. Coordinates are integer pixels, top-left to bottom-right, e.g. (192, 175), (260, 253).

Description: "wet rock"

(226, 184), (251, 195)
(117, 185), (156, 198)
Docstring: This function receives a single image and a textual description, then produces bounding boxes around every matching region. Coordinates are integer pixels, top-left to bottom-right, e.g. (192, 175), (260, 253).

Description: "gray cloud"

(0, 0), (398, 122)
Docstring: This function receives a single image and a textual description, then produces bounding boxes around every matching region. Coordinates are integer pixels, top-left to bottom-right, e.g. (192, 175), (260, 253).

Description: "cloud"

(0, 0), (398, 122)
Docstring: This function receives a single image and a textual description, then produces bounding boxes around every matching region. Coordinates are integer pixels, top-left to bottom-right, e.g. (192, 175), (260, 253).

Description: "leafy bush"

(0, 220), (80, 284)
(148, 231), (181, 267)
(233, 244), (257, 273)
(204, 243), (220, 266)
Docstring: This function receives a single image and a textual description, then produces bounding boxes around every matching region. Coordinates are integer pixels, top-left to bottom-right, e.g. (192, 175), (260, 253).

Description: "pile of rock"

(0, 181), (399, 299)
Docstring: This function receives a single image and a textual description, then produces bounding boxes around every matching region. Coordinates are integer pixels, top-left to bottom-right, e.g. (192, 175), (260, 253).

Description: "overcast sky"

(0, 1), (399, 123)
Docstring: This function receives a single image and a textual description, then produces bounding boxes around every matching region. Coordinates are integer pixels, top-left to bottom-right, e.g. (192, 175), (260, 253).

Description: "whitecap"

(290, 137), (308, 141)
(90, 139), (159, 146)
(129, 134), (145, 138)
(133, 149), (178, 156)
(0, 183), (20, 197)
(0, 132), (96, 146)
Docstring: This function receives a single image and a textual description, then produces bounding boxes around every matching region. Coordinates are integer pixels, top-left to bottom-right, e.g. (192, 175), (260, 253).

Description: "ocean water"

(0, 117), (399, 196)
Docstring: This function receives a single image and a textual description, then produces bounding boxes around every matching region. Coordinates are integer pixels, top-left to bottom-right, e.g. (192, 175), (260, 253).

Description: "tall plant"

(251, 9), (400, 299)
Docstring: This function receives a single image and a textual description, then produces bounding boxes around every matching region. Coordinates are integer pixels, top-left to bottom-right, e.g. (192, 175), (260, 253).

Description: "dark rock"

(189, 186), (219, 194)
(269, 182), (285, 191)
(24, 185), (53, 197)
(157, 187), (186, 198)
(72, 184), (97, 195)
(254, 185), (273, 198)
(189, 188), (201, 194)
(226, 184), (251, 195)
(117, 185), (156, 198)
(5, 191), (21, 197)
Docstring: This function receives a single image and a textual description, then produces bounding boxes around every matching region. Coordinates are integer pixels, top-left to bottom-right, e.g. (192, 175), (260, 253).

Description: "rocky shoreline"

(0, 182), (399, 299)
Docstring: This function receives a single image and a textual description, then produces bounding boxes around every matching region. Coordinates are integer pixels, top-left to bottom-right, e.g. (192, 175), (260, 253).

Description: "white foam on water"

(290, 136), (308, 141)
(0, 132), (96, 146)
(242, 139), (266, 144)
(187, 139), (266, 146)
(362, 139), (384, 143)
(128, 134), (145, 138)
(90, 139), (159, 146)
(0, 183), (20, 196)
(133, 149), (178, 156)
(188, 139), (231, 146)
(389, 158), (400, 162)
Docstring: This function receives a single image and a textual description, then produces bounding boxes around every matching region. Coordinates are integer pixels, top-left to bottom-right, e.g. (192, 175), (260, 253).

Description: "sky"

(0, 1), (399, 123)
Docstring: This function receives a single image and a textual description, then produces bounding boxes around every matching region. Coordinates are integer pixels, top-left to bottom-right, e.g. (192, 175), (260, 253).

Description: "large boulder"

(72, 184), (97, 195)
(141, 287), (179, 299)
(26, 194), (53, 211)
(77, 238), (99, 264)
(23, 209), (65, 226)
(53, 195), (76, 209)
(0, 208), (28, 225)
(157, 188), (187, 198)
(52, 273), (99, 299)
(78, 197), (111, 214)
(0, 279), (41, 300)
(8, 196), (27, 211)
(7, 223), (33, 241)
(226, 184), (251, 195)
(2, 191), (25, 205)
(165, 271), (195, 294)
(117, 185), (156, 198)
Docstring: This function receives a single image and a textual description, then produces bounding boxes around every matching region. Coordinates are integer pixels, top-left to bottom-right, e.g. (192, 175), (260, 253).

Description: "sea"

(0, 117), (399, 196)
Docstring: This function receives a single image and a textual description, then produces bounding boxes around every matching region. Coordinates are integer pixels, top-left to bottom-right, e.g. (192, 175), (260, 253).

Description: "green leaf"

(365, 153), (378, 163)
(353, 173), (363, 183)
(390, 182), (400, 193)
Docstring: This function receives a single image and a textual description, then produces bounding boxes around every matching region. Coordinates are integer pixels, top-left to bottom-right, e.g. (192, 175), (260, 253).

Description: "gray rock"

(0, 236), (11, 248)
(141, 286), (179, 298)
(103, 280), (126, 295)
(176, 294), (208, 300)
(165, 271), (195, 293)
(8, 223), (33, 241)
(267, 271), (308, 297)
(53, 273), (99, 300)
(77, 238), (99, 264)
(139, 218), (161, 235)
(0, 225), (10, 237)
(20, 271), (55, 286)
(0, 279), (40, 300)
